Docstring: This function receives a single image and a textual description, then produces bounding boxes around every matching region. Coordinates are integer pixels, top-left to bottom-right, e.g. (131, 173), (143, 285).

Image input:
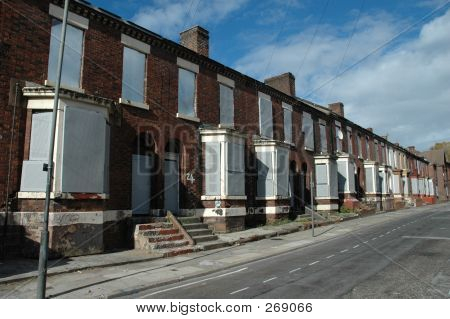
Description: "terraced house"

(0, 0), (442, 258)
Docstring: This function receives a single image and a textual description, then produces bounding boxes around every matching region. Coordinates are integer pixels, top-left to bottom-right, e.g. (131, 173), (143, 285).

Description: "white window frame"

(258, 92), (273, 139)
(177, 58), (199, 122)
(303, 113), (314, 151)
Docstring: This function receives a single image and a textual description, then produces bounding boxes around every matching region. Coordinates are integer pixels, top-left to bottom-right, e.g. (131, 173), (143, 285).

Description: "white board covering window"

(204, 142), (221, 195)
(276, 148), (289, 197)
(365, 167), (374, 193)
(357, 134), (362, 157)
(258, 94), (273, 139)
(374, 141), (379, 162)
(303, 113), (314, 150)
(347, 128), (353, 155)
(122, 47), (146, 103)
(257, 151), (274, 197)
(227, 143), (245, 196)
(335, 123), (342, 152)
(316, 164), (329, 197)
(220, 84), (234, 126)
(365, 136), (370, 160)
(319, 123), (327, 153)
(61, 106), (109, 193)
(283, 103), (292, 144)
(29, 112), (52, 160)
(48, 19), (83, 89)
(178, 68), (196, 117)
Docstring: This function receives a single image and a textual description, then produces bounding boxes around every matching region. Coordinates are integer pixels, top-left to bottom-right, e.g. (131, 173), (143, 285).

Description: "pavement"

(0, 202), (449, 298)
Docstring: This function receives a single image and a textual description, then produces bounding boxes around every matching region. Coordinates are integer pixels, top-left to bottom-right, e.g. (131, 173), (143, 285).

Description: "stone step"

(141, 228), (179, 236)
(186, 228), (212, 237)
(151, 239), (190, 250)
(197, 240), (229, 251)
(183, 223), (209, 230)
(192, 234), (218, 243)
(147, 234), (185, 243)
(178, 216), (202, 225)
(158, 246), (199, 258)
(137, 222), (172, 231)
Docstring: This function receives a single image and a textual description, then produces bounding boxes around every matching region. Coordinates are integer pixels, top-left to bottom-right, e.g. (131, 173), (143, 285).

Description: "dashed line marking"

(309, 261), (320, 266)
(263, 277), (278, 283)
(230, 287), (249, 295)
(379, 235), (384, 238)
(340, 249), (348, 253)
(372, 238), (377, 241)
(289, 267), (302, 273)
(326, 254), (335, 259)
(386, 231), (391, 234)
(363, 241), (368, 244)
(353, 245), (360, 249)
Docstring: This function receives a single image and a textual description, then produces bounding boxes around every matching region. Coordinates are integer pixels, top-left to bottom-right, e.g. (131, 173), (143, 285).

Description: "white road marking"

(372, 238), (377, 241)
(363, 241), (368, 244)
(386, 231), (391, 234)
(309, 261), (320, 266)
(230, 287), (249, 295)
(379, 235), (384, 238)
(289, 267), (302, 273)
(340, 249), (348, 253)
(263, 277), (278, 283)
(402, 236), (450, 241)
(141, 267), (248, 297)
(353, 245), (360, 248)
(326, 254), (335, 259)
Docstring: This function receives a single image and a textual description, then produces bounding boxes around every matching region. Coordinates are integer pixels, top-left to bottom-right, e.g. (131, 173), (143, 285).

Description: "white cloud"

(234, 9), (450, 150)
(132, 0), (248, 39)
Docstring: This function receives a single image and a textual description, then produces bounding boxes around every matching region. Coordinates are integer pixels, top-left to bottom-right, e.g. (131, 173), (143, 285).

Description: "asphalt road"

(127, 205), (450, 299)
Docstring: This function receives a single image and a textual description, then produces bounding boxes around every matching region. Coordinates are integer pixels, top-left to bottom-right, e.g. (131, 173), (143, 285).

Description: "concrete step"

(158, 246), (199, 257)
(192, 234), (218, 243)
(197, 240), (229, 251)
(147, 234), (185, 243)
(141, 228), (179, 236)
(151, 239), (190, 250)
(183, 223), (209, 230)
(137, 222), (172, 231)
(178, 216), (202, 224)
(186, 228), (212, 237)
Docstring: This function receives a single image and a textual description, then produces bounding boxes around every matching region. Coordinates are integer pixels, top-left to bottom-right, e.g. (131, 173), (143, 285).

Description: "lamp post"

(36, 0), (70, 299)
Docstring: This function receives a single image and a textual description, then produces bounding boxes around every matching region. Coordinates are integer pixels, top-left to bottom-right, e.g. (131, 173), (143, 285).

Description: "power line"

(325, 0), (365, 101)
(294, 0), (330, 79)
(304, 0), (450, 98)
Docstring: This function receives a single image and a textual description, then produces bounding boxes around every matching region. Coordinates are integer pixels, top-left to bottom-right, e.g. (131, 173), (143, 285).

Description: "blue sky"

(89, 0), (450, 151)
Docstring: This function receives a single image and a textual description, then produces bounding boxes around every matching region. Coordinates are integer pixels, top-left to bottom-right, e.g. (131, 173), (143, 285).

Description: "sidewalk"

(0, 203), (443, 286)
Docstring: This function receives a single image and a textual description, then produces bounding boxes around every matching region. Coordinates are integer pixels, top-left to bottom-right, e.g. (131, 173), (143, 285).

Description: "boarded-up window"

(337, 161), (347, 193)
(374, 140), (379, 162)
(316, 163), (329, 197)
(277, 148), (289, 197)
(61, 106), (109, 193)
(303, 113), (314, 150)
(204, 142), (221, 195)
(220, 84), (234, 126)
(365, 167), (374, 193)
(257, 151), (274, 197)
(335, 122), (342, 152)
(347, 128), (353, 155)
(365, 136), (370, 160)
(283, 103), (292, 144)
(227, 142), (245, 196)
(357, 134), (362, 157)
(178, 68), (196, 117)
(29, 112), (52, 160)
(122, 47), (146, 103)
(258, 94), (273, 139)
(48, 19), (83, 88)
(320, 123), (327, 153)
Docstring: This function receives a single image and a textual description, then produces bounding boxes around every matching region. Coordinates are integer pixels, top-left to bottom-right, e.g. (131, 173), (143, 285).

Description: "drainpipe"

(36, 0), (69, 299)
(1, 82), (19, 260)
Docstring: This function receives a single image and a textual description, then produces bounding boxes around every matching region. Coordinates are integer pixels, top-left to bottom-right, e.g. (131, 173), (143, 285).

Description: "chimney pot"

(180, 25), (209, 57)
(264, 72), (296, 97)
(367, 127), (373, 132)
(328, 102), (344, 117)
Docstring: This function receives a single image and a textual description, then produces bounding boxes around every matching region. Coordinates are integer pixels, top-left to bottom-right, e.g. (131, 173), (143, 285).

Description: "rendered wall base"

(246, 205), (290, 228)
(315, 198), (339, 212)
(2, 210), (131, 258)
(380, 196), (395, 211)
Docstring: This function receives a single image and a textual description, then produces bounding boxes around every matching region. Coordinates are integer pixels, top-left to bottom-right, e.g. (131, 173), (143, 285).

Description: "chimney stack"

(264, 72), (296, 97)
(367, 128), (373, 132)
(329, 102), (344, 117)
(180, 26), (209, 57)
(408, 146), (416, 153)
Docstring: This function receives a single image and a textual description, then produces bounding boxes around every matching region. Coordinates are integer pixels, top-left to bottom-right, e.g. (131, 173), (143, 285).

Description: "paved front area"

(1, 203), (448, 298)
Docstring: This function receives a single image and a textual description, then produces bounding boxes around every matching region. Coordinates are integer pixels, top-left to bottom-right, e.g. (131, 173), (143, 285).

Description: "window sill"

(176, 113), (200, 123)
(201, 195), (247, 200)
(44, 80), (85, 94)
(18, 192), (109, 200)
(119, 98), (149, 110)
(255, 196), (290, 200)
(304, 147), (315, 152)
(218, 124), (234, 129)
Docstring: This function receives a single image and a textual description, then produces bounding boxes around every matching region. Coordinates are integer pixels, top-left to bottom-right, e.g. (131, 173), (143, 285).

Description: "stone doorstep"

(137, 222), (173, 231)
(141, 228), (179, 236)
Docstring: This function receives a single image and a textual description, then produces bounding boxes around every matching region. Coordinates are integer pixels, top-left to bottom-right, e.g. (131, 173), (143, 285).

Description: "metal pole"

(310, 172), (315, 237)
(36, 0), (70, 299)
